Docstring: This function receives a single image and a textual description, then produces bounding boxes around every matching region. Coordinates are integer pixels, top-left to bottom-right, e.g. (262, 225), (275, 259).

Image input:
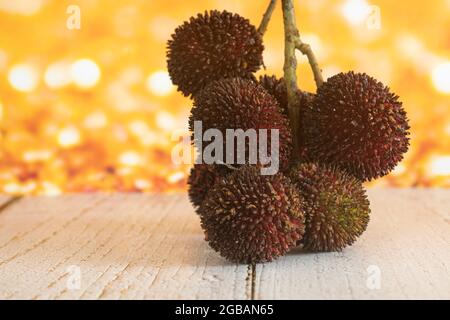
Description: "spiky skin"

(188, 164), (231, 209)
(289, 162), (370, 252)
(189, 78), (293, 171)
(257, 75), (314, 116)
(258, 75), (290, 115)
(167, 10), (264, 97)
(258, 75), (315, 161)
(303, 72), (410, 181)
(200, 166), (305, 263)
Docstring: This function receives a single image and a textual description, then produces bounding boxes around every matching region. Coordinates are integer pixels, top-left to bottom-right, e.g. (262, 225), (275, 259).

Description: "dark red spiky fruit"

(258, 75), (314, 116)
(258, 75), (315, 161)
(258, 75), (290, 115)
(189, 78), (293, 171)
(200, 166), (305, 263)
(303, 71), (410, 181)
(188, 164), (231, 208)
(289, 162), (370, 252)
(167, 10), (264, 97)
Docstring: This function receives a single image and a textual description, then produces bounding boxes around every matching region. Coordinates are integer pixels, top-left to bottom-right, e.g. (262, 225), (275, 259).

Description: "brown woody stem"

(258, 0), (277, 35)
(281, 0), (324, 159)
(295, 40), (324, 88)
(281, 0), (302, 157)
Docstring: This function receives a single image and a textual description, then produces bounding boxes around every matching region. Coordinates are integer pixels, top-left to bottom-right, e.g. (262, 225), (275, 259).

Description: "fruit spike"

(187, 163), (231, 209)
(303, 71), (410, 181)
(289, 162), (370, 252)
(200, 166), (305, 263)
(167, 10), (264, 97)
(258, 75), (315, 161)
(189, 77), (293, 171)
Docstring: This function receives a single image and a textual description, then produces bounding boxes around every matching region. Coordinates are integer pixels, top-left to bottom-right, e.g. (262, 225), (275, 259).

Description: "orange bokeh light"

(0, 0), (449, 194)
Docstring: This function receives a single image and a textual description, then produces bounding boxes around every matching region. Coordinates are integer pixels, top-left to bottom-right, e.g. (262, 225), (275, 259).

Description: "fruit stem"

(281, 0), (324, 159)
(295, 40), (324, 88)
(281, 0), (302, 158)
(258, 0), (277, 35)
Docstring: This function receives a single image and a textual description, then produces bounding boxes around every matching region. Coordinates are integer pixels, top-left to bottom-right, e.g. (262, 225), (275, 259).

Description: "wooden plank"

(0, 190), (448, 300)
(0, 194), (249, 299)
(409, 188), (450, 220)
(0, 195), (13, 209)
(253, 189), (450, 299)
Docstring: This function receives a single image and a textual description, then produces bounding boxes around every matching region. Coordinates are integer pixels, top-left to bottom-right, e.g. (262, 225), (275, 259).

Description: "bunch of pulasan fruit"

(166, 10), (410, 263)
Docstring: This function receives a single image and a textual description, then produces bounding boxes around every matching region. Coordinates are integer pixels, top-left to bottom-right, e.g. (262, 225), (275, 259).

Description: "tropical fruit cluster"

(166, 10), (410, 263)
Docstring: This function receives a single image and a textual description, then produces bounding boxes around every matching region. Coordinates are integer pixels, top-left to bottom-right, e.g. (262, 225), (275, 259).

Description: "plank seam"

(246, 263), (256, 300)
(251, 263), (256, 300)
(0, 196), (22, 214)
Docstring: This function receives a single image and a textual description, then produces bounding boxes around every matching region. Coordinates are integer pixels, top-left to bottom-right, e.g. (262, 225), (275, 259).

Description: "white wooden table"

(0, 189), (448, 300)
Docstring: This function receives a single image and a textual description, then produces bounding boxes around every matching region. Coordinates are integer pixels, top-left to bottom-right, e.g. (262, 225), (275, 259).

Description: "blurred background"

(0, 0), (449, 195)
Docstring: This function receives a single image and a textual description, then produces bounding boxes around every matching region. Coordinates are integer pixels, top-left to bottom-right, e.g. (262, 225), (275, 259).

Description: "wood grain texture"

(253, 189), (450, 300)
(0, 194), (248, 299)
(0, 195), (13, 209)
(0, 189), (448, 300)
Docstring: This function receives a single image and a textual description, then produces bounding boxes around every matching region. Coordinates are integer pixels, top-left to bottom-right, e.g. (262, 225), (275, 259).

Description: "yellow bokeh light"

(149, 16), (178, 42)
(119, 151), (143, 167)
(8, 64), (39, 92)
(83, 111), (108, 129)
(0, 1), (449, 194)
(134, 178), (151, 190)
(0, 100), (3, 122)
(431, 62), (450, 94)
(70, 59), (101, 89)
(0, 49), (8, 70)
(3, 181), (37, 194)
(129, 120), (150, 136)
(58, 126), (82, 148)
(156, 111), (177, 130)
(445, 123), (450, 136)
(340, 0), (370, 25)
(42, 181), (62, 196)
(168, 171), (185, 184)
(3, 182), (22, 194)
(146, 70), (174, 96)
(0, 0), (44, 16)
(44, 61), (72, 89)
(391, 163), (406, 176)
(397, 34), (424, 55)
(23, 149), (53, 163)
(429, 156), (450, 176)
